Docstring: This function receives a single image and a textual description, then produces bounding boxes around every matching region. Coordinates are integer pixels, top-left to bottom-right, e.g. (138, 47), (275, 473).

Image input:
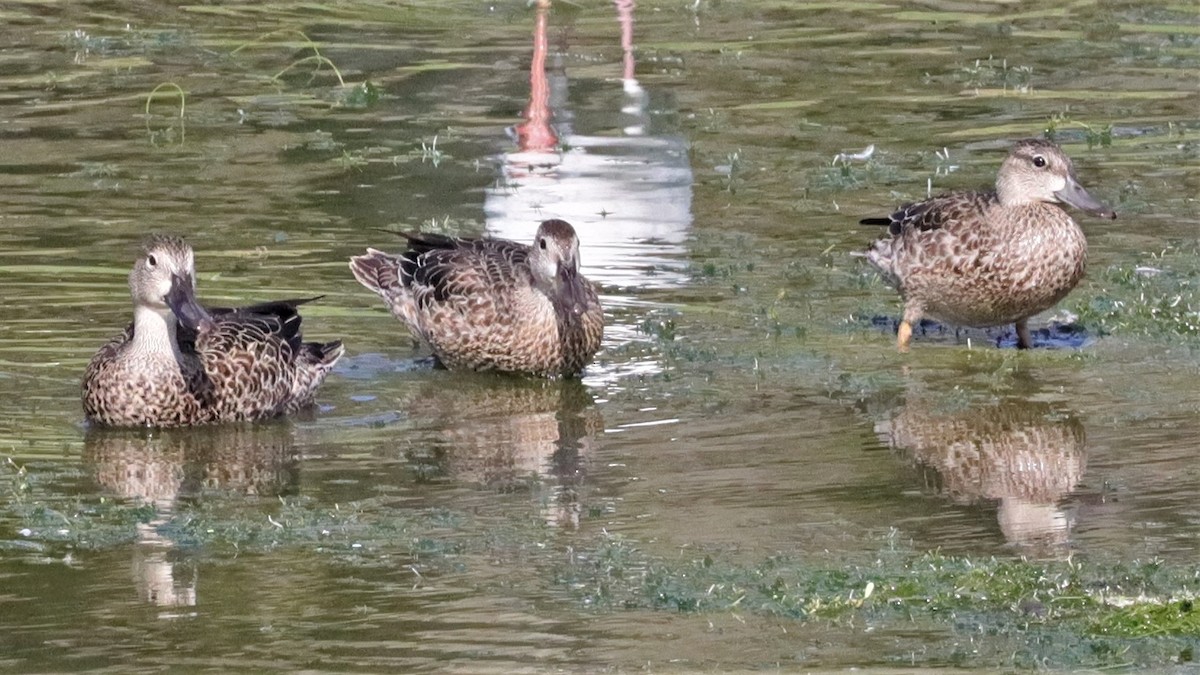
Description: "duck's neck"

(129, 305), (182, 360)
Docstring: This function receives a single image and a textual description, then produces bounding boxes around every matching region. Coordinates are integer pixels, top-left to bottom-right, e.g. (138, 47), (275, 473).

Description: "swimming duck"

(83, 235), (344, 427)
(349, 219), (603, 377)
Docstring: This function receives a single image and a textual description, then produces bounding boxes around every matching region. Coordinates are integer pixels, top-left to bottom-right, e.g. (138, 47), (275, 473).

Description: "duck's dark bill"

(558, 265), (588, 317)
(166, 273), (210, 329)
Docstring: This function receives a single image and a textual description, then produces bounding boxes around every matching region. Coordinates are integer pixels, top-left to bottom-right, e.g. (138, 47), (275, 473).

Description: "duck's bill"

(165, 273), (210, 329)
(1056, 176), (1117, 220)
(557, 265), (588, 317)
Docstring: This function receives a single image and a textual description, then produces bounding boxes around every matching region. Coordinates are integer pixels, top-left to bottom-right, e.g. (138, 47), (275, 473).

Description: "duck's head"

(528, 219), (590, 316)
(129, 235), (208, 327)
(996, 139), (1116, 219)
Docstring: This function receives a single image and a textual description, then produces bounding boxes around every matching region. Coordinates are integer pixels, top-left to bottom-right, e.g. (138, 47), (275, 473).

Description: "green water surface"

(1, 1), (1199, 671)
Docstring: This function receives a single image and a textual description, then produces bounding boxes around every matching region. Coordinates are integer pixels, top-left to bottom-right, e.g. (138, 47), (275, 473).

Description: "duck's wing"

(399, 234), (530, 309)
(190, 297), (323, 357)
(83, 324), (135, 384)
(861, 191), (998, 237)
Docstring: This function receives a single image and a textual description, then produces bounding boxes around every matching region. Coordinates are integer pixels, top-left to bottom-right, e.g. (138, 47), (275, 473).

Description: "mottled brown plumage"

(349, 219), (603, 378)
(82, 235), (344, 427)
(876, 398), (1085, 552)
(85, 423), (298, 606)
(401, 376), (601, 527)
(862, 139), (1116, 351)
(86, 423), (299, 503)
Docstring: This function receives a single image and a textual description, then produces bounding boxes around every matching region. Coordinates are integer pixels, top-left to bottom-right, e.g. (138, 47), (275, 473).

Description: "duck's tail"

(349, 248), (423, 345)
(349, 249), (403, 298)
(859, 216), (893, 227)
(290, 339), (344, 408)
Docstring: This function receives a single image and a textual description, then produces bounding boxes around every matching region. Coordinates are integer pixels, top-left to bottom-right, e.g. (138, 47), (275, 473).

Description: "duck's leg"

(897, 305), (921, 353)
(1015, 319), (1032, 349)
(897, 321), (913, 352)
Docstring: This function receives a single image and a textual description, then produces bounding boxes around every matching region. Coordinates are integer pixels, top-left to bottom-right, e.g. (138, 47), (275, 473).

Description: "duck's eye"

(538, 238), (547, 250)
(1032, 155), (1047, 168)
(147, 254), (158, 268)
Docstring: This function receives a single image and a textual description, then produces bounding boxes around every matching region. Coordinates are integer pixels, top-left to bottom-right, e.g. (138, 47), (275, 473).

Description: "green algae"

(1074, 244), (1200, 343)
(9, 448), (1200, 671)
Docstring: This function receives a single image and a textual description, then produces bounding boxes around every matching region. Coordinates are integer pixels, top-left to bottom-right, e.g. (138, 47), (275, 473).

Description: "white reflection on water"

(484, 0), (692, 291)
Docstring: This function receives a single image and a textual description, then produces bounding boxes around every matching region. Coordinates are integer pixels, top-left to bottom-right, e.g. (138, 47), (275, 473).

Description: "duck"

(861, 138), (1116, 351)
(349, 219), (603, 378)
(82, 235), (344, 427)
(876, 397), (1085, 552)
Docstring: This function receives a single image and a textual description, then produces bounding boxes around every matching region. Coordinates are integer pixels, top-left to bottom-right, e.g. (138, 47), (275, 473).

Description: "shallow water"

(2, 0), (1200, 671)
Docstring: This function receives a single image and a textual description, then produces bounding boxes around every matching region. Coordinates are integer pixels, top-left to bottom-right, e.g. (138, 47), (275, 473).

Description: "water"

(2, 0), (1199, 670)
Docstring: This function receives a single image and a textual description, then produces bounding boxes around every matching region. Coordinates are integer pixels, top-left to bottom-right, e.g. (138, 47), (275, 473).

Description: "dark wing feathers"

(862, 190), (998, 236)
(397, 230), (461, 256)
(387, 231), (529, 307)
(189, 297), (327, 359)
(302, 339), (344, 364)
(218, 297), (323, 317)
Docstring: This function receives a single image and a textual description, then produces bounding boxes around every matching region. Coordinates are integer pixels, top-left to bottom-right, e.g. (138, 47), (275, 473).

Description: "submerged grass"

(1074, 243), (1200, 342)
(8, 439), (1200, 669)
(1, 457), (152, 552)
(556, 532), (1200, 667)
(163, 494), (472, 564)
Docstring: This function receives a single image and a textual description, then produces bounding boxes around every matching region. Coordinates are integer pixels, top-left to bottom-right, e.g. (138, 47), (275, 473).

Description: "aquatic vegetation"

(416, 215), (470, 237)
(1074, 245), (1200, 342)
(716, 149), (742, 193)
(233, 29), (345, 86)
(956, 55), (1034, 93)
(10, 452), (1200, 669)
(419, 135), (446, 168)
(637, 315), (677, 342)
(163, 495), (470, 560)
(557, 532), (1200, 667)
(1045, 110), (1113, 149)
(810, 156), (900, 192)
(144, 82), (185, 118)
(142, 81), (186, 145)
(2, 457), (31, 501)
(63, 27), (190, 60)
(336, 80), (381, 108)
(232, 29), (380, 110)
(1, 456), (150, 551)
(334, 149), (369, 171)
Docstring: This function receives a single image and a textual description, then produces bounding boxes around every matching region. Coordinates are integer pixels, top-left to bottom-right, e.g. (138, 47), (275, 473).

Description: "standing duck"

(861, 138), (1116, 351)
(83, 235), (344, 427)
(349, 219), (603, 378)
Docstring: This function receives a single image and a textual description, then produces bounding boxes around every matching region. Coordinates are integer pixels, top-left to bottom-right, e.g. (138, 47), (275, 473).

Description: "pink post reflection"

(486, 0), (693, 291)
(514, 0), (558, 153)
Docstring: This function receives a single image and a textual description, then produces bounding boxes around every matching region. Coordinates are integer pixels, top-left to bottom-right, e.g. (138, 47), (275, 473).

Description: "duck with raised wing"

(83, 235), (344, 427)
(349, 219), (603, 378)
(861, 138), (1116, 351)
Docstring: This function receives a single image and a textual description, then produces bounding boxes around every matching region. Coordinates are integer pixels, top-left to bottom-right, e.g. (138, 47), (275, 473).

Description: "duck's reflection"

(84, 424), (298, 608)
(875, 398), (1085, 554)
(402, 376), (602, 528)
(485, 0), (693, 290)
